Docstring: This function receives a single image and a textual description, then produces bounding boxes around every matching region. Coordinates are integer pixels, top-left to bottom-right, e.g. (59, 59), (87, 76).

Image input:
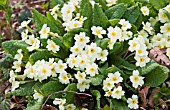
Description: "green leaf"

(0, 99), (10, 110)
(99, 62), (109, 75)
(100, 38), (109, 49)
(134, 13), (142, 29)
(18, 9), (32, 23)
(109, 19), (120, 27)
(144, 65), (169, 87)
(29, 49), (53, 64)
(116, 0), (132, 6)
(123, 4), (141, 24)
(109, 42), (124, 55)
(93, 4), (109, 29)
(141, 62), (159, 75)
(105, 3), (127, 20)
(41, 80), (65, 97)
(163, 9), (170, 20)
(91, 75), (104, 86)
(63, 83), (78, 104)
(91, 90), (101, 109)
(50, 0), (64, 8)
(80, 1), (93, 37)
(6, 82), (35, 97)
(110, 55), (136, 70)
(108, 99), (130, 110)
(150, 0), (166, 10)
(26, 100), (43, 110)
(0, 54), (14, 68)
(98, 0), (108, 10)
(2, 40), (29, 56)
(46, 12), (64, 35)
(0, 0), (8, 10)
(32, 9), (61, 35)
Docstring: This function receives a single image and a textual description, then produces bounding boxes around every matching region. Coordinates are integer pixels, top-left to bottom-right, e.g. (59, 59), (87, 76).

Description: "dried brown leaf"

(148, 88), (160, 108)
(139, 86), (150, 108)
(149, 47), (170, 68)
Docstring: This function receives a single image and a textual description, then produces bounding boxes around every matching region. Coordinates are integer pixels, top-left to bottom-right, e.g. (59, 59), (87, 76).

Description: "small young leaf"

(26, 100), (43, 110)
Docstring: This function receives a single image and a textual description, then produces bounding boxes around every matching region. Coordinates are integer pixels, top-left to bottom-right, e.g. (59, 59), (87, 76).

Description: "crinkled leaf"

(141, 62), (159, 75)
(91, 75), (104, 86)
(110, 55), (137, 70)
(108, 99), (130, 110)
(32, 9), (61, 35)
(109, 42), (124, 55)
(150, 0), (167, 10)
(26, 100), (43, 110)
(6, 82), (36, 97)
(91, 90), (101, 109)
(0, 99), (10, 110)
(105, 3), (127, 20)
(29, 49), (53, 64)
(46, 12), (64, 35)
(144, 65), (169, 87)
(80, 1), (93, 37)
(18, 9), (32, 23)
(116, 0), (132, 6)
(93, 4), (109, 29)
(2, 40), (29, 56)
(123, 4), (141, 24)
(41, 80), (65, 97)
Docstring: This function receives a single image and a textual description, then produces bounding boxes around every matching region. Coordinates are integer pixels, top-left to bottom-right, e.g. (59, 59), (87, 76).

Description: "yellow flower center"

(115, 90), (120, 94)
(140, 57), (144, 62)
(62, 76), (67, 80)
(134, 76), (139, 82)
(31, 40), (35, 44)
(132, 100), (137, 104)
(59, 65), (63, 69)
(43, 29), (47, 34)
(42, 69), (47, 74)
(66, 10), (71, 14)
(79, 74), (83, 79)
(112, 77), (117, 82)
(37, 93), (42, 97)
(132, 43), (137, 47)
(50, 44), (55, 48)
(138, 50), (142, 54)
(90, 68), (95, 72)
(80, 60), (85, 64)
(71, 59), (76, 63)
(111, 32), (117, 37)
(108, 91), (112, 96)
(79, 38), (84, 42)
(96, 30), (101, 35)
(74, 23), (78, 28)
(162, 14), (167, 18)
(90, 48), (95, 54)
(166, 26), (170, 32)
(100, 52), (104, 57)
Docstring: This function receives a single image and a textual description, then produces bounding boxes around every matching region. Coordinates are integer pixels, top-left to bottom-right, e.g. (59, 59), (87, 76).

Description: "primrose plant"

(2, 0), (170, 109)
